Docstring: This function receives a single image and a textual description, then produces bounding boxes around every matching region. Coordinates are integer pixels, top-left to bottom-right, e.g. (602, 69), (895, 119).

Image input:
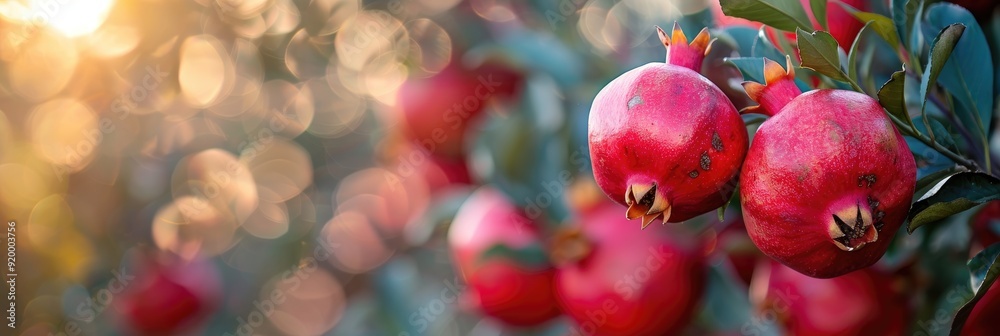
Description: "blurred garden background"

(1, 0), (999, 335)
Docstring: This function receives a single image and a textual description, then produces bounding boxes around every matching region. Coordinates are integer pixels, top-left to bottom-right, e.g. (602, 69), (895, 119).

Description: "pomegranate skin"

(752, 262), (908, 336)
(448, 187), (561, 326)
(554, 202), (706, 335)
(589, 26), (748, 226)
(739, 60), (916, 278)
(963, 280), (1000, 336)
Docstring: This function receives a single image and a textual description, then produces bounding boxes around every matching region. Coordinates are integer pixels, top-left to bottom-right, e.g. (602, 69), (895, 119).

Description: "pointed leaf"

(919, 23), (965, 143)
(878, 69), (913, 133)
(922, 3), (994, 142)
(796, 28), (849, 82)
(950, 244), (1000, 336)
(890, 0), (917, 48)
(848, 10), (902, 52)
(720, 0), (814, 32)
(848, 21), (874, 84)
(725, 57), (767, 83)
(810, 0), (827, 30)
(751, 27), (788, 63)
(907, 172), (1000, 232)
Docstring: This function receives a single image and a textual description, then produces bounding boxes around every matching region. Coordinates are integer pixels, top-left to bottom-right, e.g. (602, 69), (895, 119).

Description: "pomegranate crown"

(656, 22), (714, 73)
(740, 56), (803, 117)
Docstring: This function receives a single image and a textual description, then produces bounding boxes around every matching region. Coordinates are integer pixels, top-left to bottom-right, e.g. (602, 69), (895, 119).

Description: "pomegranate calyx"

(656, 22), (714, 73)
(828, 202), (878, 251)
(740, 56), (802, 117)
(625, 182), (672, 229)
(549, 227), (593, 266)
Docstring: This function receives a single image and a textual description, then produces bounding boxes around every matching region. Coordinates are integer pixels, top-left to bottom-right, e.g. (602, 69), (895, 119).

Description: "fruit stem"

(740, 56), (802, 117)
(656, 23), (713, 73)
(886, 113), (986, 174)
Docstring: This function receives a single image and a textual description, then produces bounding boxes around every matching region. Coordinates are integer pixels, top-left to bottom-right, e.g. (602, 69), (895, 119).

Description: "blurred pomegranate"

(116, 255), (221, 336)
(416, 154), (473, 192)
(553, 201), (706, 335)
(472, 60), (525, 101)
(397, 58), (522, 158)
(448, 187), (561, 326)
(971, 200), (1000, 249)
(963, 280), (1000, 336)
(751, 262), (908, 336)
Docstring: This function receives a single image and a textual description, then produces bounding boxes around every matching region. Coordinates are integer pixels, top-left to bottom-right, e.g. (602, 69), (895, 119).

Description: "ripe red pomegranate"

(448, 187), (561, 326)
(588, 24), (748, 228)
(963, 280), (1000, 336)
(751, 262), (908, 336)
(970, 200), (1000, 249)
(397, 65), (486, 157)
(739, 57), (916, 278)
(116, 256), (220, 336)
(553, 201), (706, 335)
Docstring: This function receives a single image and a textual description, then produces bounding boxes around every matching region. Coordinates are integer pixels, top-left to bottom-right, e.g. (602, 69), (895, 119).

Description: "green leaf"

(922, 4), (994, 145)
(720, 0), (814, 32)
(950, 244), (1000, 336)
(810, 0), (827, 30)
(796, 28), (848, 82)
(477, 243), (550, 269)
(848, 21), (873, 84)
(929, 117), (956, 150)
(891, 0), (911, 47)
(907, 172), (1000, 232)
(751, 27), (788, 63)
(914, 168), (960, 194)
(848, 11), (902, 53)
(725, 57), (767, 83)
(919, 23), (965, 143)
(877, 68), (914, 133)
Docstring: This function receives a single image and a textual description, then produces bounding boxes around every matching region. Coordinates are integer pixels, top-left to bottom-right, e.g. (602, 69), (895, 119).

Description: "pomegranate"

(553, 201), (706, 335)
(588, 24), (748, 228)
(115, 255), (220, 336)
(751, 262), (908, 336)
(738, 57), (916, 278)
(963, 280), (1000, 336)
(397, 64), (492, 157)
(448, 187), (561, 326)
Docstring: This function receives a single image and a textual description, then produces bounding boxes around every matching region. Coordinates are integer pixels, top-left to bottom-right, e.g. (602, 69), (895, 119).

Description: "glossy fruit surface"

(589, 24), (747, 227)
(739, 58), (916, 278)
